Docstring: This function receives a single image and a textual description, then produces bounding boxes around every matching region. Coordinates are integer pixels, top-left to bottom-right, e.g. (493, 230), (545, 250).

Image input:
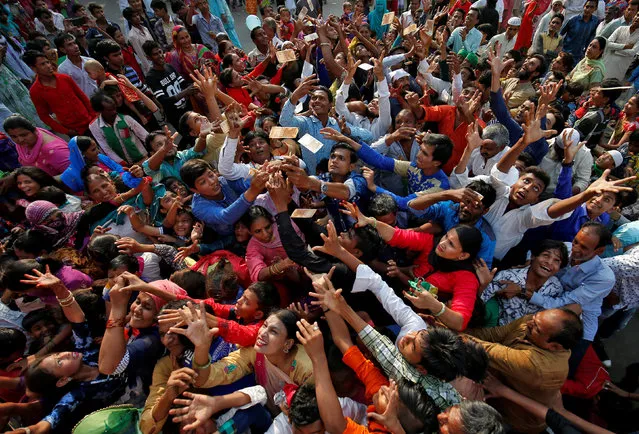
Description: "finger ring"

(313, 326), (319, 331)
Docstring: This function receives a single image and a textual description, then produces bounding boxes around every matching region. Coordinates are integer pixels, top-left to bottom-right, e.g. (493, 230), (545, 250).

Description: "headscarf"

(147, 280), (188, 312)
(170, 26), (199, 78)
(15, 127), (45, 167)
(61, 137), (142, 192)
(25, 200), (84, 248)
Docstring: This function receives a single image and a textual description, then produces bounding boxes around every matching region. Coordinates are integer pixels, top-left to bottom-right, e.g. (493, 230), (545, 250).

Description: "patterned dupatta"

(101, 114), (145, 163)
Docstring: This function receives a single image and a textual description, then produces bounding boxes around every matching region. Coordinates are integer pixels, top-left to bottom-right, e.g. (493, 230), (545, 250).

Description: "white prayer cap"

(507, 17), (521, 27)
(390, 69), (410, 83)
(609, 150), (624, 167)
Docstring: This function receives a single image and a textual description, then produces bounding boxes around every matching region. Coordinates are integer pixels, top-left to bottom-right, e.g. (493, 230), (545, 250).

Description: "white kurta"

(602, 25), (639, 81)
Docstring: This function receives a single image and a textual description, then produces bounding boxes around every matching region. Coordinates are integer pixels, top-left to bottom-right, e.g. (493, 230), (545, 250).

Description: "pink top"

(245, 223), (304, 282)
(28, 266), (93, 305)
(16, 128), (70, 176)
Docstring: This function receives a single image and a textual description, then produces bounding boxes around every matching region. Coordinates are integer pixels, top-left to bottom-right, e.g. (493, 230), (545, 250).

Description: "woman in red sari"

(165, 26), (216, 82)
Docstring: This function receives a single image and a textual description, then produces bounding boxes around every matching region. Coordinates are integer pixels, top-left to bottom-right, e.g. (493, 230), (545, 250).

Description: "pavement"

(81, 0), (639, 383)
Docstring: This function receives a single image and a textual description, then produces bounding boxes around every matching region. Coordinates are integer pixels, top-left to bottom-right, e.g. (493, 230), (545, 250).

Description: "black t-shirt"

(145, 64), (188, 121)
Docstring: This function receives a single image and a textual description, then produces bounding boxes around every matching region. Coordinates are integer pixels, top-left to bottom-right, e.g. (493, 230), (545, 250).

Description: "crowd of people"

(1, 0), (639, 432)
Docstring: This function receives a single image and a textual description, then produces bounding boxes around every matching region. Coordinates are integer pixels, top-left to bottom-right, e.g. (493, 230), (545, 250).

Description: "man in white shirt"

(488, 16), (520, 58)
(597, 0), (638, 38)
(55, 34), (98, 98)
(603, 12), (639, 81)
(124, 8), (155, 74)
(466, 123), (510, 177)
(400, 0), (422, 27)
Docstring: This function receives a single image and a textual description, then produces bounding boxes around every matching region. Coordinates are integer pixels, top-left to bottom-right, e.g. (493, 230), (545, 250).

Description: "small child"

(22, 309), (73, 357)
(341, 2), (354, 22)
(279, 7), (294, 41)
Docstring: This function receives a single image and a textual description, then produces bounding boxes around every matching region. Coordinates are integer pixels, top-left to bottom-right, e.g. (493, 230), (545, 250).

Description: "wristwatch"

(320, 180), (329, 194)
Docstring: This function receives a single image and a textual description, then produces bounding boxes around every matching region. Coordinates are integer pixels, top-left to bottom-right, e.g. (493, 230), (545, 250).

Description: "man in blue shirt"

(407, 180), (498, 267)
(283, 141), (371, 233)
(447, 8), (483, 54)
(561, 0), (599, 62)
(181, 158), (269, 237)
(522, 222), (615, 377)
(279, 76), (373, 174)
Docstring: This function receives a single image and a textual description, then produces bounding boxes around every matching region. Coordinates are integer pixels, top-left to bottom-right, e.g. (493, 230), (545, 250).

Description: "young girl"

(61, 136), (144, 193)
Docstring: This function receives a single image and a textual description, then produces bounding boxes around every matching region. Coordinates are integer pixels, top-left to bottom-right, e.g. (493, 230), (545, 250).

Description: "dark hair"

(13, 230), (54, 256)
(170, 270), (206, 299)
(218, 40), (234, 58)
(0, 258), (63, 293)
(88, 2), (103, 14)
(556, 51), (574, 71)
(22, 309), (55, 333)
(150, 0), (168, 11)
(122, 7), (136, 23)
(34, 186), (67, 206)
(477, 23), (496, 40)
(26, 354), (72, 395)
(516, 152), (536, 168)
(221, 53), (235, 69)
(424, 133), (454, 166)
(331, 142), (358, 164)
(269, 309), (300, 343)
(394, 379), (437, 432)
(630, 130), (639, 144)
(33, 8), (51, 19)
(531, 239), (569, 268)
(453, 225), (483, 259)
(616, 189), (638, 208)
(368, 194), (398, 218)
(247, 281), (281, 316)
(462, 340), (489, 382)
(142, 40), (161, 58)
(87, 234), (120, 265)
(241, 205), (273, 230)
(420, 327), (466, 381)
(458, 401), (506, 434)
(105, 25), (121, 39)
(53, 33), (75, 51)
(90, 90), (115, 112)
(206, 258), (240, 301)
(477, 70), (492, 90)
(600, 78), (623, 102)
(523, 166), (550, 192)
(453, 7), (466, 18)
(109, 254), (140, 273)
(0, 328), (27, 359)
(14, 166), (59, 197)
(547, 308), (583, 350)
(244, 130), (270, 149)
(4, 114), (37, 133)
(170, 0), (186, 13)
(25, 39), (50, 53)
(74, 289), (107, 339)
(289, 382), (320, 427)
(351, 225), (384, 262)
(313, 85), (334, 103)
(467, 179), (497, 209)
(95, 39), (122, 63)
(551, 12), (565, 23)
(581, 221), (613, 248)
(180, 159), (212, 189)
(250, 26), (264, 41)
(71, 3), (85, 14)
(145, 130), (166, 149)
(160, 299), (197, 352)
(219, 68), (235, 87)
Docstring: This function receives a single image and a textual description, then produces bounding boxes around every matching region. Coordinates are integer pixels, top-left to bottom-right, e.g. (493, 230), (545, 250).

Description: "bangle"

(433, 302), (446, 317)
(106, 317), (126, 329)
(320, 42), (331, 47)
(192, 355), (212, 370)
(371, 218), (377, 229)
(56, 292), (74, 305)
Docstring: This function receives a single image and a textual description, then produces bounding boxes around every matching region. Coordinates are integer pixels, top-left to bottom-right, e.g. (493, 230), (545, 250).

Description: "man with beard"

(407, 180), (498, 267)
(503, 54), (547, 110)
(464, 123), (511, 177)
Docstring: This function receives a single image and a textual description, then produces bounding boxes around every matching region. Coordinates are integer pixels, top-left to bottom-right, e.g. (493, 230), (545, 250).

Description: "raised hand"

(174, 242), (199, 264)
(473, 259), (498, 288)
(242, 76), (264, 97)
(344, 52), (362, 84)
(465, 121), (482, 151)
(487, 41), (514, 77)
(115, 237), (145, 254)
(166, 367), (198, 399)
(20, 265), (62, 290)
(266, 171), (292, 211)
(361, 167), (377, 192)
(189, 65), (218, 96)
(296, 318), (324, 358)
(586, 169), (637, 196)
(366, 381), (406, 434)
(538, 79), (564, 107)
(337, 116), (351, 136)
(522, 103), (556, 144)
(309, 271), (344, 314)
(291, 74), (320, 104)
(340, 201), (373, 228)
(403, 286), (440, 311)
(170, 392), (222, 431)
(312, 220), (346, 258)
(169, 302), (219, 348)
(561, 131), (585, 164)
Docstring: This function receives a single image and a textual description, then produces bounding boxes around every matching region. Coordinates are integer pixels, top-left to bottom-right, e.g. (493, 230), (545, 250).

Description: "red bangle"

(106, 318), (126, 329)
